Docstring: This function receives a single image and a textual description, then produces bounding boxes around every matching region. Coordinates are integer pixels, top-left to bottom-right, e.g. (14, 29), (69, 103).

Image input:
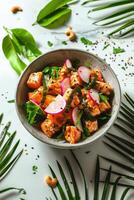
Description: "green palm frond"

(82, 0), (134, 38)
(46, 93), (134, 199)
(46, 151), (88, 200)
(104, 93), (134, 164)
(0, 113), (23, 194)
(93, 157), (132, 199)
(96, 93), (134, 198)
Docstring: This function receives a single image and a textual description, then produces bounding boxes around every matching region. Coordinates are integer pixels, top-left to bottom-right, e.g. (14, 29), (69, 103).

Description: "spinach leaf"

(43, 66), (60, 79)
(2, 35), (26, 75)
(36, 0), (73, 29)
(25, 101), (45, 125)
(99, 94), (109, 103)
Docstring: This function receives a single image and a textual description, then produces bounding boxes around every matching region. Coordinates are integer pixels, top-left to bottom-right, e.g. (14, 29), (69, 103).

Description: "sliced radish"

(65, 59), (72, 69)
(78, 66), (91, 83)
(44, 94), (66, 114)
(89, 89), (100, 104)
(72, 107), (83, 131)
(61, 77), (71, 95)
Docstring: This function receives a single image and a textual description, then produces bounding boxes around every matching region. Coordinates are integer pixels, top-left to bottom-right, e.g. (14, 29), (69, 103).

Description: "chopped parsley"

(103, 43), (110, 50)
(62, 41), (68, 45)
(43, 66), (60, 79)
(7, 99), (15, 103)
(32, 165), (38, 174)
(113, 47), (125, 54)
(80, 37), (93, 45)
(47, 41), (53, 47)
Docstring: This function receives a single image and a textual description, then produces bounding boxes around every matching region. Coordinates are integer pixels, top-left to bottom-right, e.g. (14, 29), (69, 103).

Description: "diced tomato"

(27, 72), (43, 89)
(28, 86), (43, 104)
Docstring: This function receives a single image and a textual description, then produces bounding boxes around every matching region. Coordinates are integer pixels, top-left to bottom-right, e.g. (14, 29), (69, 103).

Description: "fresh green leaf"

(2, 35), (26, 75)
(38, 7), (72, 29)
(113, 47), (125, 54)
(25, 101), (45, 125)
(2, 27), (42, 75)
(37, 0), (72, 22)
(36, 0), (73, 29)
(80, 37), (93, 45)
(11, 28), (42, 61)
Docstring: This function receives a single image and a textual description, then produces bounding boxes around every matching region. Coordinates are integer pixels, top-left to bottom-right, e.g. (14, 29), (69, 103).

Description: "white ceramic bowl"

(16, 49), (121, 149)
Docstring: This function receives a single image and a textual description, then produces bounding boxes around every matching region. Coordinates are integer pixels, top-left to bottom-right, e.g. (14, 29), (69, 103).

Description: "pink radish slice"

(65, 59), (72, 69)
(61, 77), (71, 95)
(44, 94), (66, 114)
(78, 66), (91, 83)
(72, 107), (83, 131)
(89, 89), (100, 104)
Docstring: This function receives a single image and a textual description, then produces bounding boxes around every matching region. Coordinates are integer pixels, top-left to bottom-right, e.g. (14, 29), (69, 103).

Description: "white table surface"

(0, 1), (134, 200)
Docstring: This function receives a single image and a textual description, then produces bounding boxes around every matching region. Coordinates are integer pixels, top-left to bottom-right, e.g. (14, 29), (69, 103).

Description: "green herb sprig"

(25, 101), (45, 125)
(43, 66), (60, 79)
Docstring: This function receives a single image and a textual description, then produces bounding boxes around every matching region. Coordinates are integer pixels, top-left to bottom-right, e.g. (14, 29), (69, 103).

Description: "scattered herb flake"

(85, 151), (90, 154)
(103, 43), (110, 50)
(62, 41), (68, 45)
(7, 99), (15, 103)
(80, 37), (93, 45)
(47, 41), (53, 47)
(113, 47), (125, 54)
(32, 165), (38, 174)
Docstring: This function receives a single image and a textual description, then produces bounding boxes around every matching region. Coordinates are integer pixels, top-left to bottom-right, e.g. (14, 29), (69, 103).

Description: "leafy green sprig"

(2, 27), (42, 75)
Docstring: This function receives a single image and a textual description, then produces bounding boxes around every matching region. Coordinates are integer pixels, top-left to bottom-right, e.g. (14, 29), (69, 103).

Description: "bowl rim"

(15, 48), (121, 149)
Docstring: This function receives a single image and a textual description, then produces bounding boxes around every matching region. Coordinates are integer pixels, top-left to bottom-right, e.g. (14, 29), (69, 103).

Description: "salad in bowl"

(24, 59), (113, 144)
(16, 49), (121, 148)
